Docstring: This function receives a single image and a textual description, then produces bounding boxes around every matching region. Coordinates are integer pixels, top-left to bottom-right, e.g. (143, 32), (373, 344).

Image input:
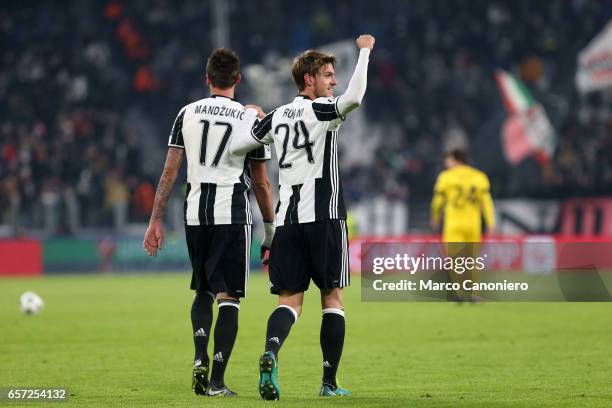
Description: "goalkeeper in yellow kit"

(430, 149), (495, 301)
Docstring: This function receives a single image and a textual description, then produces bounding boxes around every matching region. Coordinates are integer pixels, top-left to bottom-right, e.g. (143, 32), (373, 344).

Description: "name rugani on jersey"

(168, 95), (270, 225)
(251, 95), (346, 226)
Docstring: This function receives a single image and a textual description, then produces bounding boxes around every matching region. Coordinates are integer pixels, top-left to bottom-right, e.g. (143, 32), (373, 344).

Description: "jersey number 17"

(199, 120), (232, 167)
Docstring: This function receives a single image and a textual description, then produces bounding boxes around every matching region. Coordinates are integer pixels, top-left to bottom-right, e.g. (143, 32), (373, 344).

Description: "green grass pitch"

(1, 272), (611, 407)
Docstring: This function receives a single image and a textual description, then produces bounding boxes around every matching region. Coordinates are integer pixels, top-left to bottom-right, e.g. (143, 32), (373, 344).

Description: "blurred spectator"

(131, 177), (154, 223)
(104, 169), (129, 229)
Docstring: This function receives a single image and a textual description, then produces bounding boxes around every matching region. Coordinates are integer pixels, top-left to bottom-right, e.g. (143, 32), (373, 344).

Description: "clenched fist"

(356, 34), (375, 50)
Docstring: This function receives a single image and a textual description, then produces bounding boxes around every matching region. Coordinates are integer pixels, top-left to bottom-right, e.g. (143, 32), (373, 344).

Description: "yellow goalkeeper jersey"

(431, 165), (495, 242)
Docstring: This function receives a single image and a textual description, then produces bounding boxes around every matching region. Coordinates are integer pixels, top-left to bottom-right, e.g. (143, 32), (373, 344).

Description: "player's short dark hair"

(445, 148), (468, 164)
(206, 48), (240, 89)
(292, 50), (336, 91)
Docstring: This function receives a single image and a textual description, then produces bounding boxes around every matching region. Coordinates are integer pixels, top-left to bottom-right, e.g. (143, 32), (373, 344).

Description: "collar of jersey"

(296, 94), (314, 100)
(211, 94), (235, 101)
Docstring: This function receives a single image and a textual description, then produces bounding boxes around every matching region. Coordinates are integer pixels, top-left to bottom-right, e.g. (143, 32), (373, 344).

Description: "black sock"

(264, 306), (297, 357)
(320, 309), (345, 388)
(210, 299), (239, 386)
(191, 291), (214, 366)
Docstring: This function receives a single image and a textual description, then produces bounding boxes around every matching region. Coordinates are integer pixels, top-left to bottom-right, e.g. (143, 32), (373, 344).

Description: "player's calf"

(320, 307), (345, 390)
(264, 305), (298, 357)
(209, 298), (240, 390)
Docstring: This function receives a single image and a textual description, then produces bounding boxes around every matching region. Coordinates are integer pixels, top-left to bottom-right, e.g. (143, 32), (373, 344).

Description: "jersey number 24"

(275, 120), (314, 169)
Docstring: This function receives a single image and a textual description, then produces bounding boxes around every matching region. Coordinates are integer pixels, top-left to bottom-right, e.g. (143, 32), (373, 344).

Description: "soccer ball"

(20, 291), (44, 315)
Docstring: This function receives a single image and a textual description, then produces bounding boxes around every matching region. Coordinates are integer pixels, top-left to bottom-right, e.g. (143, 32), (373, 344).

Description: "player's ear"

(234, 74), (241, 85)
(205, 74), (212, 86)
(304, 73), (313, 88)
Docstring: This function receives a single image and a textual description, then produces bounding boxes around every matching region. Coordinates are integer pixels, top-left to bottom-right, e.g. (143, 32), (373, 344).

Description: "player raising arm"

(231, 37), (373, 157)
(230, 34), (374, 400)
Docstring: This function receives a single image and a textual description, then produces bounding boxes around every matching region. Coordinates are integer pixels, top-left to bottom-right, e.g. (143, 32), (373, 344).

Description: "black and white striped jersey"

(168, 95), (271, 225)
(250, 95), (346, 226)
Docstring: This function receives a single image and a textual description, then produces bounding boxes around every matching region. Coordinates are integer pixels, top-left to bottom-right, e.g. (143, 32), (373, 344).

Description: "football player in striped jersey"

(143, 48), (275, 397)
(231, 34), (375, 399)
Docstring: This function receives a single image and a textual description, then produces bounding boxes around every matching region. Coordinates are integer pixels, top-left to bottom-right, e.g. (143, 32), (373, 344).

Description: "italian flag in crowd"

(495, 69), (556, 165)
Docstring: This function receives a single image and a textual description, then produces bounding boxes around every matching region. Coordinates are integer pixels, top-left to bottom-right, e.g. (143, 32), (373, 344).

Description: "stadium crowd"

(1, 0), (611, 234)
